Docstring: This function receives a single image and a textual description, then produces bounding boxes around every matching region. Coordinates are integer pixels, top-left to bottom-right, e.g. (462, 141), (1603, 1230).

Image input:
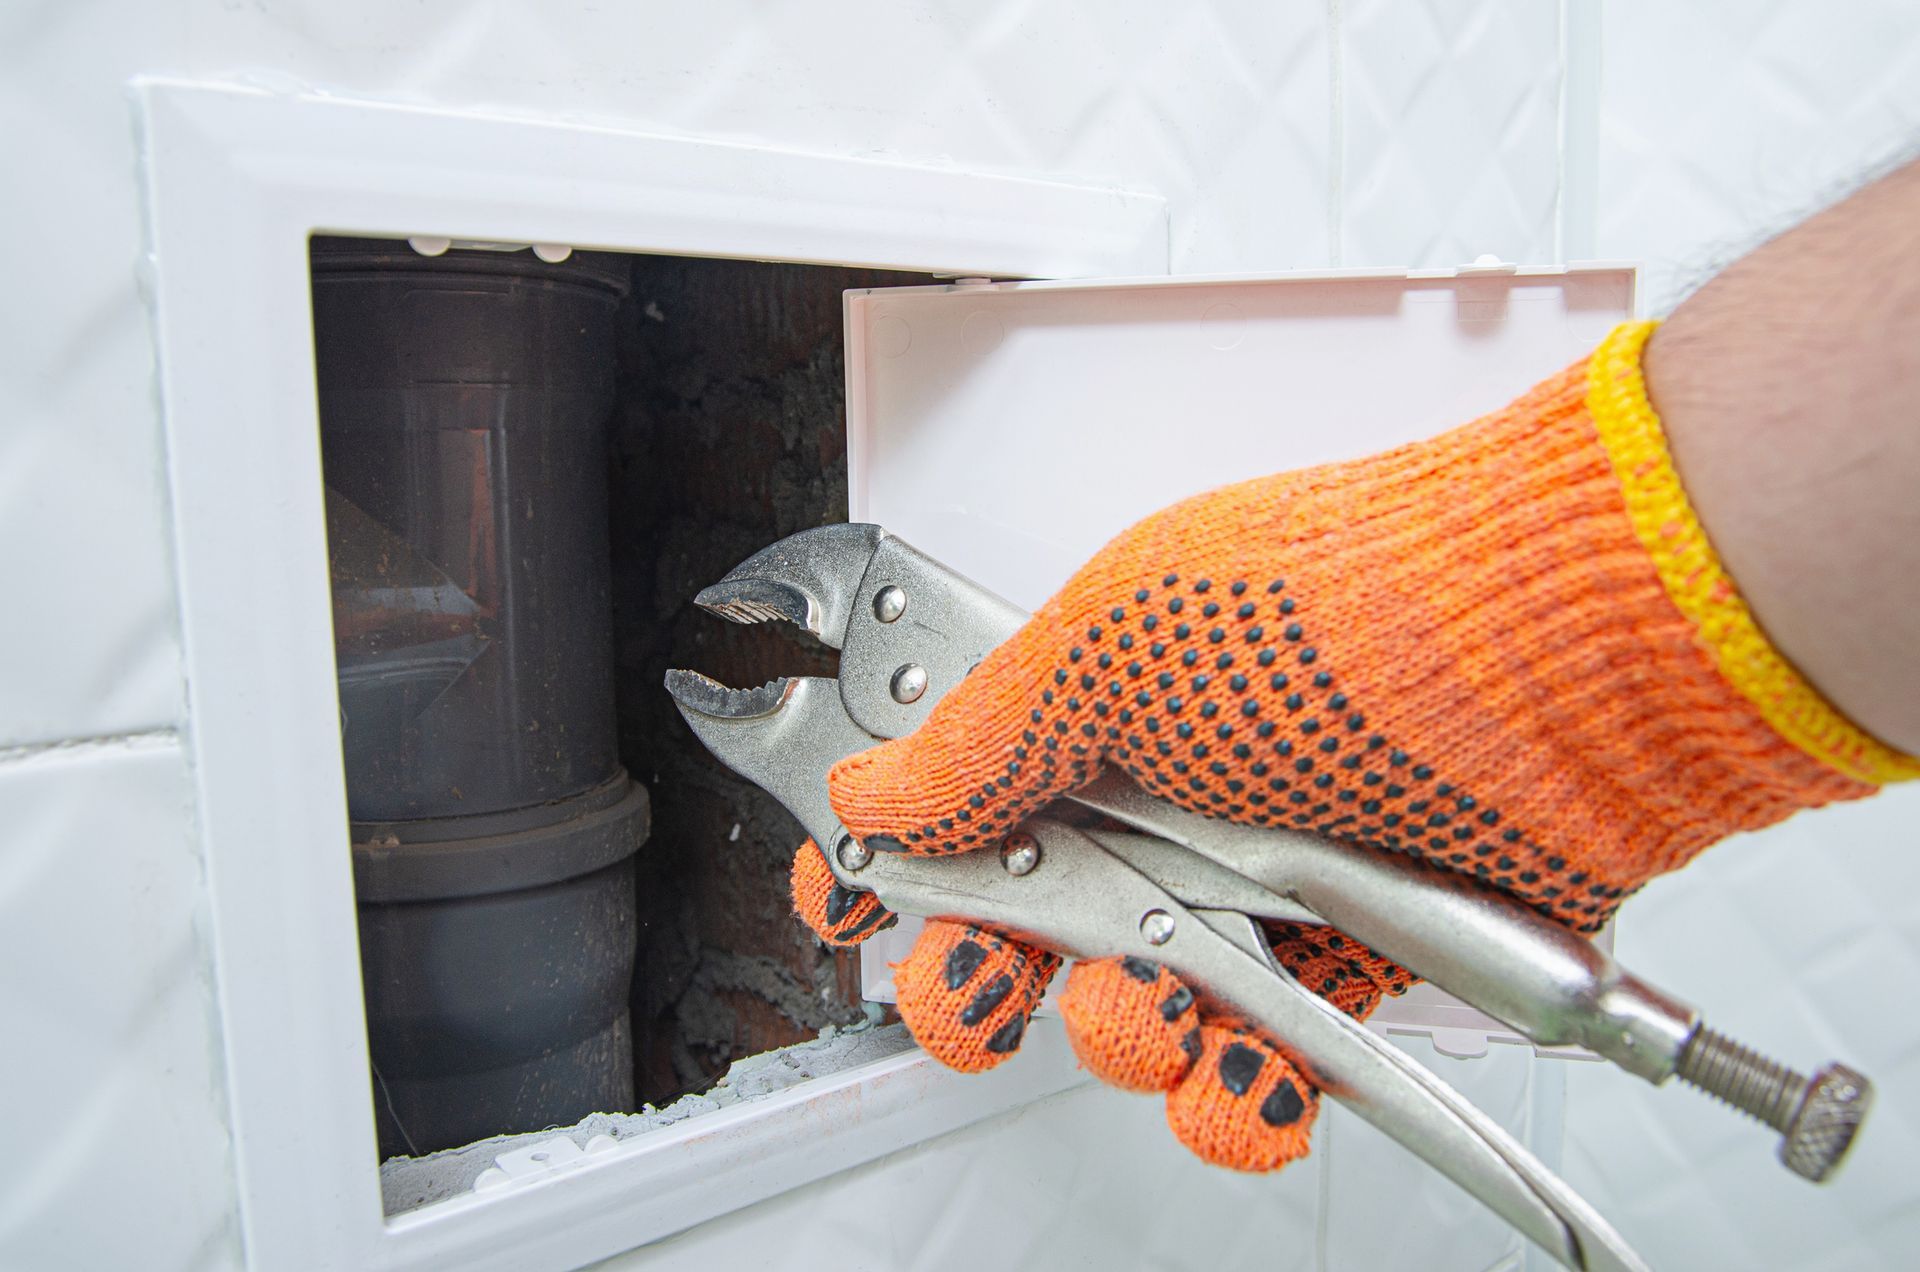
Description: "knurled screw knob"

(1674, 1026), (1873, 1182)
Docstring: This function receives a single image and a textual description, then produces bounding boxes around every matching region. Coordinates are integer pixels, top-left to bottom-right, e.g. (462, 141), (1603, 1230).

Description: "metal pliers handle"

(668, 667), (1645, 1270)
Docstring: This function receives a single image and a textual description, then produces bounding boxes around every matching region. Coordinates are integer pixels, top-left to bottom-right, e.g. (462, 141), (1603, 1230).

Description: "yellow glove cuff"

(1587, 320), (1920, 784)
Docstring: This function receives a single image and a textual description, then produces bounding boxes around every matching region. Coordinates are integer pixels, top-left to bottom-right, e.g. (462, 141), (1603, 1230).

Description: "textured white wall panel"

(165, 0), (1337, 276)
(1338, 0), (1565, 268)
(0, 737), (237, 1272)
(1562, 792), (1920, 1269)
(598, 1076), (1321, 1272)
(1570, 10), (1920, 1265)
(0, 2), (184, 749)
(1319, 1037), (1545, 1271)
(593, 1031), (1549, 1272)
(1597, 0), (1920, 313)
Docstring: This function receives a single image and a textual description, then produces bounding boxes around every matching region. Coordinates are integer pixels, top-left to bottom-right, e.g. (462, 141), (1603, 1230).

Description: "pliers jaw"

(665, 522), (1029, 869)
(665, 524), (904, 876)
(681, 521), (1029, 737)
(665, 672), (874, 869)
(660, 670), (796, 722)
(690, 522), (884, 648)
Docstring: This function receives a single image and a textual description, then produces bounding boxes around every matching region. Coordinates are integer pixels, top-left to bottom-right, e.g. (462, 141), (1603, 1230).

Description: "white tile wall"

(596, 1068), (1321, 1272)
(1561, 793), (1920, 1270)
(1597, 0), (1920, 313)
(5, 0), (1916, 1267)
(1320, 1037), (1548, 1271)
(1338, 0), (1565, 268)
(0, 1), (183, 749)
(165, 0), (1339, 275)
(0, 737), (237, 1272)
(592, 1030), (1546, 1272)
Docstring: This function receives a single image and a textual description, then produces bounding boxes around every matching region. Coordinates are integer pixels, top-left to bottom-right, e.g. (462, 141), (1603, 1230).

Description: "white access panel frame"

(138, 80), (1165, 1272)
(845, 265), (1635, 1058)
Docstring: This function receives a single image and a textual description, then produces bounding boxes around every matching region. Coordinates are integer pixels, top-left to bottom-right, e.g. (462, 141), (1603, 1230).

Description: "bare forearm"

(1645, 156), (1920, 753)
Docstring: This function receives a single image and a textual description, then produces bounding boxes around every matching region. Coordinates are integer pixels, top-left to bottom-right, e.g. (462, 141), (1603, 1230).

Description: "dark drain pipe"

(313, 237), (648, 1157)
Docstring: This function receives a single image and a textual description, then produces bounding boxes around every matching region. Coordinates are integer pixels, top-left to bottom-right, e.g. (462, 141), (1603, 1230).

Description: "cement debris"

(379, 1015), (907, 1215)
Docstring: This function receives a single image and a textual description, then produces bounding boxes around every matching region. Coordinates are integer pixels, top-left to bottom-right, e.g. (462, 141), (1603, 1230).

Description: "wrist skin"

(1644, 157), (1920, 755)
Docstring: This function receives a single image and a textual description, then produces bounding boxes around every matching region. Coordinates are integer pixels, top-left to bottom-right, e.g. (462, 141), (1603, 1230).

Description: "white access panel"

(845, 264), (1635, 1054)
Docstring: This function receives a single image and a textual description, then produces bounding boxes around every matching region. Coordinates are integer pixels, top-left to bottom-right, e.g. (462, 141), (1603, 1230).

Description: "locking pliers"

(666, 523), (1873, 1272)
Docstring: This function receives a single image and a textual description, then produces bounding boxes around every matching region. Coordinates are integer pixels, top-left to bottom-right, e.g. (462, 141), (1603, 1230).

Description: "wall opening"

(310, 238), (931, 1190)
(608, 255), (931, 1105)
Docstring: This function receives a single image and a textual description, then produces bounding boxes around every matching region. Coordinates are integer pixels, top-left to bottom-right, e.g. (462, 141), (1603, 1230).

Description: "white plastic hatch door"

(843, 263), (1634, 1058)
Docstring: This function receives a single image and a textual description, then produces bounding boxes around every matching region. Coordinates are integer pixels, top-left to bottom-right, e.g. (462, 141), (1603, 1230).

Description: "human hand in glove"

(790, 312), (1916, 1172)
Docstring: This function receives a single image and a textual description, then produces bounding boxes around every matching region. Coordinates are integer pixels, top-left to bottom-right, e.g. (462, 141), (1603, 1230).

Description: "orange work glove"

(791, 321), (1917, 1172)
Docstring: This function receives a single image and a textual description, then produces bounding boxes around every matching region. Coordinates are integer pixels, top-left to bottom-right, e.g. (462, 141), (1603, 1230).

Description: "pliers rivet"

(891, 663), (929, 704)
(1001, 833), (1041, 876)
(1140, 909), (1175, 946)
(873, 585), (908, 623)
(835, 833), (872, 873)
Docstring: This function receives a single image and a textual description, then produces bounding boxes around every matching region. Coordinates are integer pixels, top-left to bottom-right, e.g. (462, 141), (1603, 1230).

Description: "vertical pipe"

(313, 237), (649, 1157)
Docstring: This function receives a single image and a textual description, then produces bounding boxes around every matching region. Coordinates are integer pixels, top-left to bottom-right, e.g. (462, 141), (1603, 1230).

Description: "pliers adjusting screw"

(1676, 1026), (1872, 1182)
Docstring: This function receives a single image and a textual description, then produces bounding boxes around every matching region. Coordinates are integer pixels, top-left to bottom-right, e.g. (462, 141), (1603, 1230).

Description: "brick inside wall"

(608, 257), (930, 1104)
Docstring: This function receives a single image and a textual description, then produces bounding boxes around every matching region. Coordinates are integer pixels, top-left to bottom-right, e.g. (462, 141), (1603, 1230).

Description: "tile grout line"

(1556, 0), (1603, 265)
(0, 726), (181, 767)
(1326, 0), (1345, 269)
(1554, 0), (1568, 264)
